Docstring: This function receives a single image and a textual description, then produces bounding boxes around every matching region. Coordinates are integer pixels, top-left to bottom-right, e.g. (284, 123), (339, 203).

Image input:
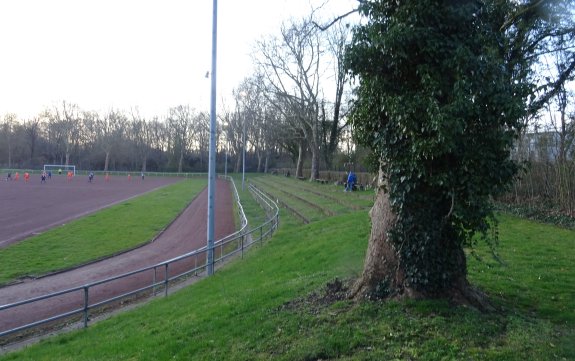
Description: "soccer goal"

(43, 164), (76, 175)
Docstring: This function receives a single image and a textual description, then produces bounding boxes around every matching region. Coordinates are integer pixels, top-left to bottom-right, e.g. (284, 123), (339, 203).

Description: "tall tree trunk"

(328, 83), (344, 164)
(178, 149), (184, 173)
(264, 151), (269, 174)
(234, 154), (242, 173)
(296, 141), (304, 178)
(309, 119), (321, 181)
(350, 170), (400, 299)
(310, 147), (320, 181)
(350, 169), (489, 309)
(257, 150), (262, 173)
(7, 139), (12, 168)
(141, 156), (147, 172)
(234, 147), (242, 173)
(29, 138), (36, 163)
(104, 151), (110, 172)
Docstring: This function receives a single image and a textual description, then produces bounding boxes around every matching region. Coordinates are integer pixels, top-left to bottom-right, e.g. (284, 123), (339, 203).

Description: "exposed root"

(448, 282), (497, 312)
(348, 274), (497, 313)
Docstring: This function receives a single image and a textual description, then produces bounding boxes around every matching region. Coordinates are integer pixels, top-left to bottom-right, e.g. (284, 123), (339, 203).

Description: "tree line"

(0, 15), (359, 177)
(1, 102), (213, 172)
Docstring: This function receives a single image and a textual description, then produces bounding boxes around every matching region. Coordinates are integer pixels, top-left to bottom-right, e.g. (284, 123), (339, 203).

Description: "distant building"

(513, 131), (575, 162)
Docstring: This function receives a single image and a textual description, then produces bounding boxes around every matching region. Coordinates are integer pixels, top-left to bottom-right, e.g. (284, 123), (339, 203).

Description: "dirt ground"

(0, 174), (235, 336)
(0, 173), (188, 248)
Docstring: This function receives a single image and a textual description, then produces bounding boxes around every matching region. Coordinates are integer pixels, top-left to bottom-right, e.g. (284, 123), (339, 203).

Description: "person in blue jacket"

(345, 171), (357, 192)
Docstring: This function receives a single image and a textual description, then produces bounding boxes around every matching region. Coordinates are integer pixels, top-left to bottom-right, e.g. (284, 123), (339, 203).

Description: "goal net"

(43, 164), (76, 175)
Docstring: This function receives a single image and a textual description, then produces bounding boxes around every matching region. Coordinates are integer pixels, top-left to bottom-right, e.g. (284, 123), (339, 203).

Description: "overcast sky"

(0, 0), (357, 120)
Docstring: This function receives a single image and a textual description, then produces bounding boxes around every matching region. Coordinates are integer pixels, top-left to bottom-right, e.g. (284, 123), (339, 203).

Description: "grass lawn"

(0, 179), (206, 286)
(1, 175), (573, 360)
(469, 213), (575, 326)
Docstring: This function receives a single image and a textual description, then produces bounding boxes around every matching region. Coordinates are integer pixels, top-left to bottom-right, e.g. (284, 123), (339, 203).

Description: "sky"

(0, 0), (358, 120)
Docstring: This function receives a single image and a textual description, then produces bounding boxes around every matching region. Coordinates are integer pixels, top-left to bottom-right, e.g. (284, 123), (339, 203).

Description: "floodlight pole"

(242, 115), (246, 191)
(224, 142), (228, 177)
(206, 0), (218, 276)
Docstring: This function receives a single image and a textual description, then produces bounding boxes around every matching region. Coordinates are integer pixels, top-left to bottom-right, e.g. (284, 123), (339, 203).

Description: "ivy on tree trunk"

(346, 0), (574, 302)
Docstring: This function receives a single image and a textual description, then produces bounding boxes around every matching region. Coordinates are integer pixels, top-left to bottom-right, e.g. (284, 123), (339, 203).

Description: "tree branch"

(312, 8), (360, 31)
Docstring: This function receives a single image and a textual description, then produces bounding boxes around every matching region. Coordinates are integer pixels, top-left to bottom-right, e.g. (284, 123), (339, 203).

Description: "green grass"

(2, 177), (574, 360)
(232, 176), (270, 232)
(0, 179), (207, 285)
(469, 213), (575, 326)
(265, 175), (375, 207)
(253, 177), (347, 215)
(250, 175), (373, 224)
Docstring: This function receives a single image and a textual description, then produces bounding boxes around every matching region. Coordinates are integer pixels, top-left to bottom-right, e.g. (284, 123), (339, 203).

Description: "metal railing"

(0, 179), (278, 339)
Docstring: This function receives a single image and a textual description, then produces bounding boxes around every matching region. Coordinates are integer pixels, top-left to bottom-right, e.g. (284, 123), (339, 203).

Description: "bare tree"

(220, 98), (243, 173)
(49, 101), (82, 166)
(148, 117), (169, 169)
(1, 113), (17, 167)
(23, 115), (44, 164)
(225, 89), (252, 173)
(256, 17), (324, 180)
(96, 109), (127, 172)
(193, 112), (211, 170)
(130, 109), (155, 173)
(321, 20), (352, 169)
(236, 76), (274, 173)
(167, 105), (196, 173)
(539, 49), (575, 214)
(263, 91), (308, 176)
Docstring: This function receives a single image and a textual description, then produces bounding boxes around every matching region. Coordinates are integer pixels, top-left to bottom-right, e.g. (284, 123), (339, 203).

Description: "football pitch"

(0, 173), (182, 248)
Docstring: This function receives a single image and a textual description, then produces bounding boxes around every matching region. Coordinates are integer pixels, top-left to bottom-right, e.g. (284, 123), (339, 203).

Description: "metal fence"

(0, 179), (278, 339)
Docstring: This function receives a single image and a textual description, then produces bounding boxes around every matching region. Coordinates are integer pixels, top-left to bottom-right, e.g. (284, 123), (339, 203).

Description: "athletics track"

(0, 174), (235, 337)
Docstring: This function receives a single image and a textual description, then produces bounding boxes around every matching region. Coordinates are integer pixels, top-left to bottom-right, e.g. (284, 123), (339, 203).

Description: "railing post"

(260, 227), (263, 245)
(241, 234), (244, 259)
(83, 286), (89, 328)
(164, 264), (169, 297)
(220, 241), (224, 263)
(152, 266), (157, 296)
(195, 254), (198, 276)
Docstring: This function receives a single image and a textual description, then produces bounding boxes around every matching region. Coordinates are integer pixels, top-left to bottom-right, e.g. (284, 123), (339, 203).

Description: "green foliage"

(346, 0), (535, 293)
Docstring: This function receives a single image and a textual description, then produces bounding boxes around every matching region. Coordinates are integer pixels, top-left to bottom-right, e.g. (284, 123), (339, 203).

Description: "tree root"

(348, 276), (497, 313)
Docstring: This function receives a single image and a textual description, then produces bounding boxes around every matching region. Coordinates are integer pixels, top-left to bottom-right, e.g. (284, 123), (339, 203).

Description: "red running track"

(0, 177), (235, 334)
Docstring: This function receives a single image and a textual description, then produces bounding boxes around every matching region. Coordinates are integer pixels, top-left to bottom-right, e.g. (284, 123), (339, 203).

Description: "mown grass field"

(1, 174), (573, 360)
(0, 179), (206, 286)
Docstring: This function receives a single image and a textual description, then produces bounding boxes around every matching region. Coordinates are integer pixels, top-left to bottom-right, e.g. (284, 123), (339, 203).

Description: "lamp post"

(224, 141), (228, 177)
(239, 91), (247, 191)
(242, 113), (246, 191)
(206, 0), (218, 276)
